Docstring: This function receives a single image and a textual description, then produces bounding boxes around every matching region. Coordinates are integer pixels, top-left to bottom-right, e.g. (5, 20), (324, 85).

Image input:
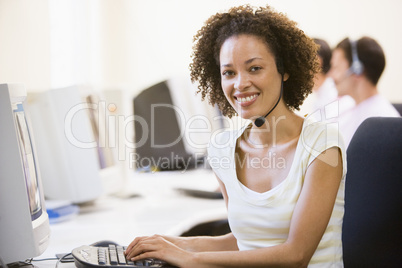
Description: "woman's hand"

(124, 234), (194, 267)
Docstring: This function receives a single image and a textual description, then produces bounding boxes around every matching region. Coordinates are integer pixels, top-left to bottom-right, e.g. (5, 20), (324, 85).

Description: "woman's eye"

(250, 66), (261, 72)
(222, 70), (235, 76)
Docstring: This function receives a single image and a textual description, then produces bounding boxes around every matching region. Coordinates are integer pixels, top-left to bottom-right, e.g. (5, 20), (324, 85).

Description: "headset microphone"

(254, 78), (283, 127)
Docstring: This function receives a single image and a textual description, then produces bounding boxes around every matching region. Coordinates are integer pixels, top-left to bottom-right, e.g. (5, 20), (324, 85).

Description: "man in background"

(299, 38), (354, 117)
(329, 36), (400, 147)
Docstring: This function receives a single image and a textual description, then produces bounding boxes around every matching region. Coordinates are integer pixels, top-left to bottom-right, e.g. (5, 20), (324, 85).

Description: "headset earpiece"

(349, 40), (364, 75)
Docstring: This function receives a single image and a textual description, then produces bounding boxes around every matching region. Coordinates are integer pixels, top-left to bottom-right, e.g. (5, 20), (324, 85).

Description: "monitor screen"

(85, 94), (115, 169)
(14, 103), (43, 221)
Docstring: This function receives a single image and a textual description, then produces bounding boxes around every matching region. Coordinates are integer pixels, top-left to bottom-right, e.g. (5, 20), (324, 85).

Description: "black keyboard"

(72, 245), (176, 268)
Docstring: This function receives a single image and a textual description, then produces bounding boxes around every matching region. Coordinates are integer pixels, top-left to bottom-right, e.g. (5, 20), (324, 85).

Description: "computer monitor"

(82, 88), (131, 195)
(133, 78), (224, 171)
(25, 86), (102, 203)
(0, 84), (50, 264)
(133, 81), (195, 171)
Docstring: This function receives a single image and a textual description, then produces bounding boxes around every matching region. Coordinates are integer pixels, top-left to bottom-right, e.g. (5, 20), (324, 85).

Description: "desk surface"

(33, 169), (226, 267)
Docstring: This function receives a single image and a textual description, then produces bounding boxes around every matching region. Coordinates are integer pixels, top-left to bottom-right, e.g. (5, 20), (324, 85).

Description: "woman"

(126, 5), (346, 267)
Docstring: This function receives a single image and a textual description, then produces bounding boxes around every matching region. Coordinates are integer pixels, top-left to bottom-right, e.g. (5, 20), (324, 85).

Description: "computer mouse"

(90, 240), (120, 247)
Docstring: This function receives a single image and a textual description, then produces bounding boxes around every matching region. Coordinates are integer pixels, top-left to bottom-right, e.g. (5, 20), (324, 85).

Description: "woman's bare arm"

(126, 148), (343, 267)
(189, 147), (344, 267)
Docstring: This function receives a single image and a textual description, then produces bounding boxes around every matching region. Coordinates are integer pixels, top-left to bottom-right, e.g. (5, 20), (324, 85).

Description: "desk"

(34, 169), (226, 268)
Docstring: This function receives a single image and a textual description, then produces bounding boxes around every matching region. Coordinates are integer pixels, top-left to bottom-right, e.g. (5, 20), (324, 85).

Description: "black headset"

(254, 58), (284, 127)
(349, 39), (364, 75)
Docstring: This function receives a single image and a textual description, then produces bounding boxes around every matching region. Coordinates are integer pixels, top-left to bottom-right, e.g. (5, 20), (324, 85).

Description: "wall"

(0, 0), (51, 90)
(123, 0), (402, 102)
(0, 0), (401, 102)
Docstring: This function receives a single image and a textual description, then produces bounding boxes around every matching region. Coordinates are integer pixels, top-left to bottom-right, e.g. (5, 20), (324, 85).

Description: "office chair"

(343, 117), (402, 267)
(167, 208), (230, 237)
(392, 103), (402, 116)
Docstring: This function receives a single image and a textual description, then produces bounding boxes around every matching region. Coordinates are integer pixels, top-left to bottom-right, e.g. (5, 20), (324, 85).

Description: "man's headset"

(348, 39), (364, 75)
(336, 39), (364, 86)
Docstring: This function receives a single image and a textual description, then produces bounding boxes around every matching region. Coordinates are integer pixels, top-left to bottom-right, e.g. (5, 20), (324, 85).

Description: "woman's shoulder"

(300, 115), (346, 157)
(301, 116), (340, 140)
(299, 115), (347, 179)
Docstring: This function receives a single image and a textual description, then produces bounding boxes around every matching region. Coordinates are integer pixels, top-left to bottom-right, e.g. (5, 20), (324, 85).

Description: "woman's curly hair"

(189, 5), (320, 117)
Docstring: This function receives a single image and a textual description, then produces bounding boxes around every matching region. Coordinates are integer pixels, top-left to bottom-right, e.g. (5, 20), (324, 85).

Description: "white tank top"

(207, 117), (346, 267)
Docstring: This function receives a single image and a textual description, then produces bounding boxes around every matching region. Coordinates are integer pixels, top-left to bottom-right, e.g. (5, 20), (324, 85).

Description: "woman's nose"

(234, 72), (252, 91)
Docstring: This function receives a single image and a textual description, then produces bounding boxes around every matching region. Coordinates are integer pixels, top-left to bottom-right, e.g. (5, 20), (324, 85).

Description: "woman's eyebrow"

(245, 57), (263, 64)
(221, 57), (263, 68)
(221, 63), (233, 68)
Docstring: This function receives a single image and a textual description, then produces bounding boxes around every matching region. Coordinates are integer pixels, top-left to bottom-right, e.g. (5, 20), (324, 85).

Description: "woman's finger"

(126, 237), (162, 259)
(125, 236), (148, 256)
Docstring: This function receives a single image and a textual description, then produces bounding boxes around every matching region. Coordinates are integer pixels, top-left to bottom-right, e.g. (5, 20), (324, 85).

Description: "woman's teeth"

(237, 94), (258, 103)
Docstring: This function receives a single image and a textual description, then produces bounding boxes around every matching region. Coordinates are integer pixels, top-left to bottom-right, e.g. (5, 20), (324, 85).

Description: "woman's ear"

(283, 73), (290, 81)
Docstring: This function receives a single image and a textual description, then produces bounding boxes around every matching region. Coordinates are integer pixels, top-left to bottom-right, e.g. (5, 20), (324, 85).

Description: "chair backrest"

(343, 117), (402, 267)
(392, 103), (402, 116)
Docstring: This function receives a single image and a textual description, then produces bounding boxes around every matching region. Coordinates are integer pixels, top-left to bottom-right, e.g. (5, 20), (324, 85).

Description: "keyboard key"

(153, 259), (168, 266)
(135, 260), (144, 266)
(108, 246), (118, 265)
(144, 259), (153, 266)
(116, 246), (126, 264)
(98, 249), (106, 265)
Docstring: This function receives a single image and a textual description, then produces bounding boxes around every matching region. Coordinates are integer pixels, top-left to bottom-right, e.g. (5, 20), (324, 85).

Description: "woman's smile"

(234, 93), (260, 107)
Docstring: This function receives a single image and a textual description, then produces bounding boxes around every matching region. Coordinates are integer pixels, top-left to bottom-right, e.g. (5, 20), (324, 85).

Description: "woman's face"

(219, 34), (284, 121)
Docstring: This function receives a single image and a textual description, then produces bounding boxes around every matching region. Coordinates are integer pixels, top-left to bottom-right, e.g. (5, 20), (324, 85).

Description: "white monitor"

(25, 86), (103, 204)
(0, 84), (50, 264)
(83, 88), (132, 195)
